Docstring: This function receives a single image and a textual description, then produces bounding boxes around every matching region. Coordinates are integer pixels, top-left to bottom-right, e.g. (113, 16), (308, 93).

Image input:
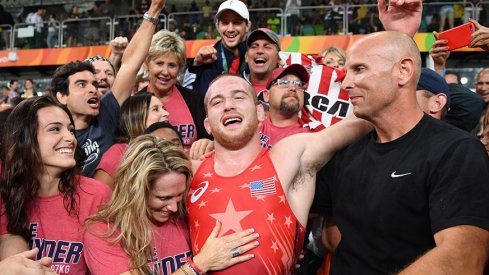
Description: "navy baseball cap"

(417, 68), (451, 107)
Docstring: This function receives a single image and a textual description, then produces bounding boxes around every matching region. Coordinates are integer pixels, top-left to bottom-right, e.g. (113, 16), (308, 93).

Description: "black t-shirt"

(313, 114), (489, 274)
(77, 91), (120, 177)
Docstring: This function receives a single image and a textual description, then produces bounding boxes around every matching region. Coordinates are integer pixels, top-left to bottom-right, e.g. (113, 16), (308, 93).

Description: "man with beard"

(84, 37), (128, 95)
(259, 64), (311, 148)
(85, 56), (115, 95)
(186, 74), (372, 274)
(188, 0), (251, 96)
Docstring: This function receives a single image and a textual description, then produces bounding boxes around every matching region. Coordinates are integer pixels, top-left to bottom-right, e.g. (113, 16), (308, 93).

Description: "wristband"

(185, 257), (202, 274)
(143, 12), (159, 25)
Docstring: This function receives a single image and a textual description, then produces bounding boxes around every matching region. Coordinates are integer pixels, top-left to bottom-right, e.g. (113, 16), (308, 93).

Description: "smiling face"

(37, 106), (77, 175)
(92, 60), (115, 94)
(216, 10), (249, 50)
(341, 38), (399, 120)
(147, 53), (180, 96)
(56, 70), (100, 128)
(245, 35), (279, 77)
(205, 75), (260, 150)
(146, 96), (170, 127)
(147, 171), (187, 224)
(476, 70), (489, 104)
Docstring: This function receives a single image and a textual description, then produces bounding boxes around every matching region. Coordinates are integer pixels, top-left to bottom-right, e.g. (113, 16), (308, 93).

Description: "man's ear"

(263, 89), (271, 103)
(246, 21), (252, 33)
(257, 103), (265, 122)
(398, 58), (415, 86)
(204, 117), (212, 135)
(430, 94), (448, 113)
(245, 50), (251, 64)
(56, 92), (68, 105)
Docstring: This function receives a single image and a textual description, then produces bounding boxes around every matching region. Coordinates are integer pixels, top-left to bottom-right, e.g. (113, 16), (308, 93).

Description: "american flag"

(280, 52), (353, 131)
(249, 177), (276, 197)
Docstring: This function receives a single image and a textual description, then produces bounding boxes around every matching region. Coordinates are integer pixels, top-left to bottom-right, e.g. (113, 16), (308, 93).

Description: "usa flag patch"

(249, 177), (276, 197)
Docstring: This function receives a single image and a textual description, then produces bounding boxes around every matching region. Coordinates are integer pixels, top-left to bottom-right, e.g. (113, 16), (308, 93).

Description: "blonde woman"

(85, 135), (258, 275)
(321, 46), (346, 70)
(138, 30), (212, 152)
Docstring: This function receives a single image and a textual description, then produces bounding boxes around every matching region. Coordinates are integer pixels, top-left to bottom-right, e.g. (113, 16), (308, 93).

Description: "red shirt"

(187, 148), (305, 274)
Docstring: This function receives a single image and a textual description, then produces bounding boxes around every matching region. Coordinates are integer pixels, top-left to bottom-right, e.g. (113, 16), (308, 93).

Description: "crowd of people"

(2, 0), (489, 50)
(0, 0), (488, 274)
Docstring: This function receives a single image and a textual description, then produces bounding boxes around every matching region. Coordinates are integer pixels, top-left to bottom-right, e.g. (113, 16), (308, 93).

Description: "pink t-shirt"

(95, 143), (129, 178)
(0, 176), (111, 274)
(84, 218), (192, 275)
(259, 117), (311, 148)
(164, 86), (197, 150)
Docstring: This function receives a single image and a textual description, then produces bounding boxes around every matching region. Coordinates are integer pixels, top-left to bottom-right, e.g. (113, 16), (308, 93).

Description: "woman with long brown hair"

(0, 96), (111, 273)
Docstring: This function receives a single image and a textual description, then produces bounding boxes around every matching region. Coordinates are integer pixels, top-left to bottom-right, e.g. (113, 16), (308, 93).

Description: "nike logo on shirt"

(391, 171), (412, 178)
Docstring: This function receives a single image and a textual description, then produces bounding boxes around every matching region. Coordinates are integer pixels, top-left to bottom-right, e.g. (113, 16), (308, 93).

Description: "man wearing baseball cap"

(415, 67), (451, 120)
(260, 64), (311, 148)
(189, 0), (251, 96)
(244, 28), (281, 101)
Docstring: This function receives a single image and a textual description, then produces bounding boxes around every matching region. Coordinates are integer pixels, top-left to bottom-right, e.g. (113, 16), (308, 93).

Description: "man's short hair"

(9, 80), (18, 86)
(51, 61), (95, 97)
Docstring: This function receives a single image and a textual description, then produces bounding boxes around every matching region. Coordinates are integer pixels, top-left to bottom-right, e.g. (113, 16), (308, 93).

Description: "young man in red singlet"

(186, 74), (371, 274)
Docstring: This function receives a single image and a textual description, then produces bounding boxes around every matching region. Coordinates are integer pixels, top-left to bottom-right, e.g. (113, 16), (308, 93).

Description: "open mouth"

(254, 58), (267, 65)
(87, 96), (99, 108)
(97, 82), (109, 90)
(223, 117), (243, 126)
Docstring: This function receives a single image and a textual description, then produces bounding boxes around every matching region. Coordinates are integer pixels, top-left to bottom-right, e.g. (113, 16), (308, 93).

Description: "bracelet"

(143, 12), (159, 25)
(185, 257), (202, 274)
(185, 262), (197, 275)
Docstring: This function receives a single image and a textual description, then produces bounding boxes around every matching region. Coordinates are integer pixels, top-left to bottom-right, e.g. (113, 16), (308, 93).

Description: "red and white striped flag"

(280, 52), (353, 131)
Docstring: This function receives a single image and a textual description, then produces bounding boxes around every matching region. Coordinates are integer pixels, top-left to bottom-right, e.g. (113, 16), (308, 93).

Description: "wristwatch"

(143, 12), (159, 25)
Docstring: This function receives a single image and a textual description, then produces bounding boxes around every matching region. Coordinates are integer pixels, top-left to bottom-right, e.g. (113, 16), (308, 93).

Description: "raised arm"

(429, 32), (449, 74)
(378, 0), (422, 37)
(111, 0), (165, 105)
(270, 117), (372, 225)
(309, 117), (370, 168)
(399, 225), (489, 274)
(108, 36), (129, 74)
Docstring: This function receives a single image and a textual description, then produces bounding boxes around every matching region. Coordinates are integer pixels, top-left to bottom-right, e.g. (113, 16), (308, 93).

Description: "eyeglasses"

(270, 79), (306, 90)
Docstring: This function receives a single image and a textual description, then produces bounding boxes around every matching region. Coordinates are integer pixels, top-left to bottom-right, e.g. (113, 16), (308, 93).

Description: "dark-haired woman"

(0, 96), (111, 273)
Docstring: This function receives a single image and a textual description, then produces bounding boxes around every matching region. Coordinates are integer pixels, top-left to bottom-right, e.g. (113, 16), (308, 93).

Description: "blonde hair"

(86, 135), (192, 274)
(145, 30), (187, 75)
(321, 46), (346, 63)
